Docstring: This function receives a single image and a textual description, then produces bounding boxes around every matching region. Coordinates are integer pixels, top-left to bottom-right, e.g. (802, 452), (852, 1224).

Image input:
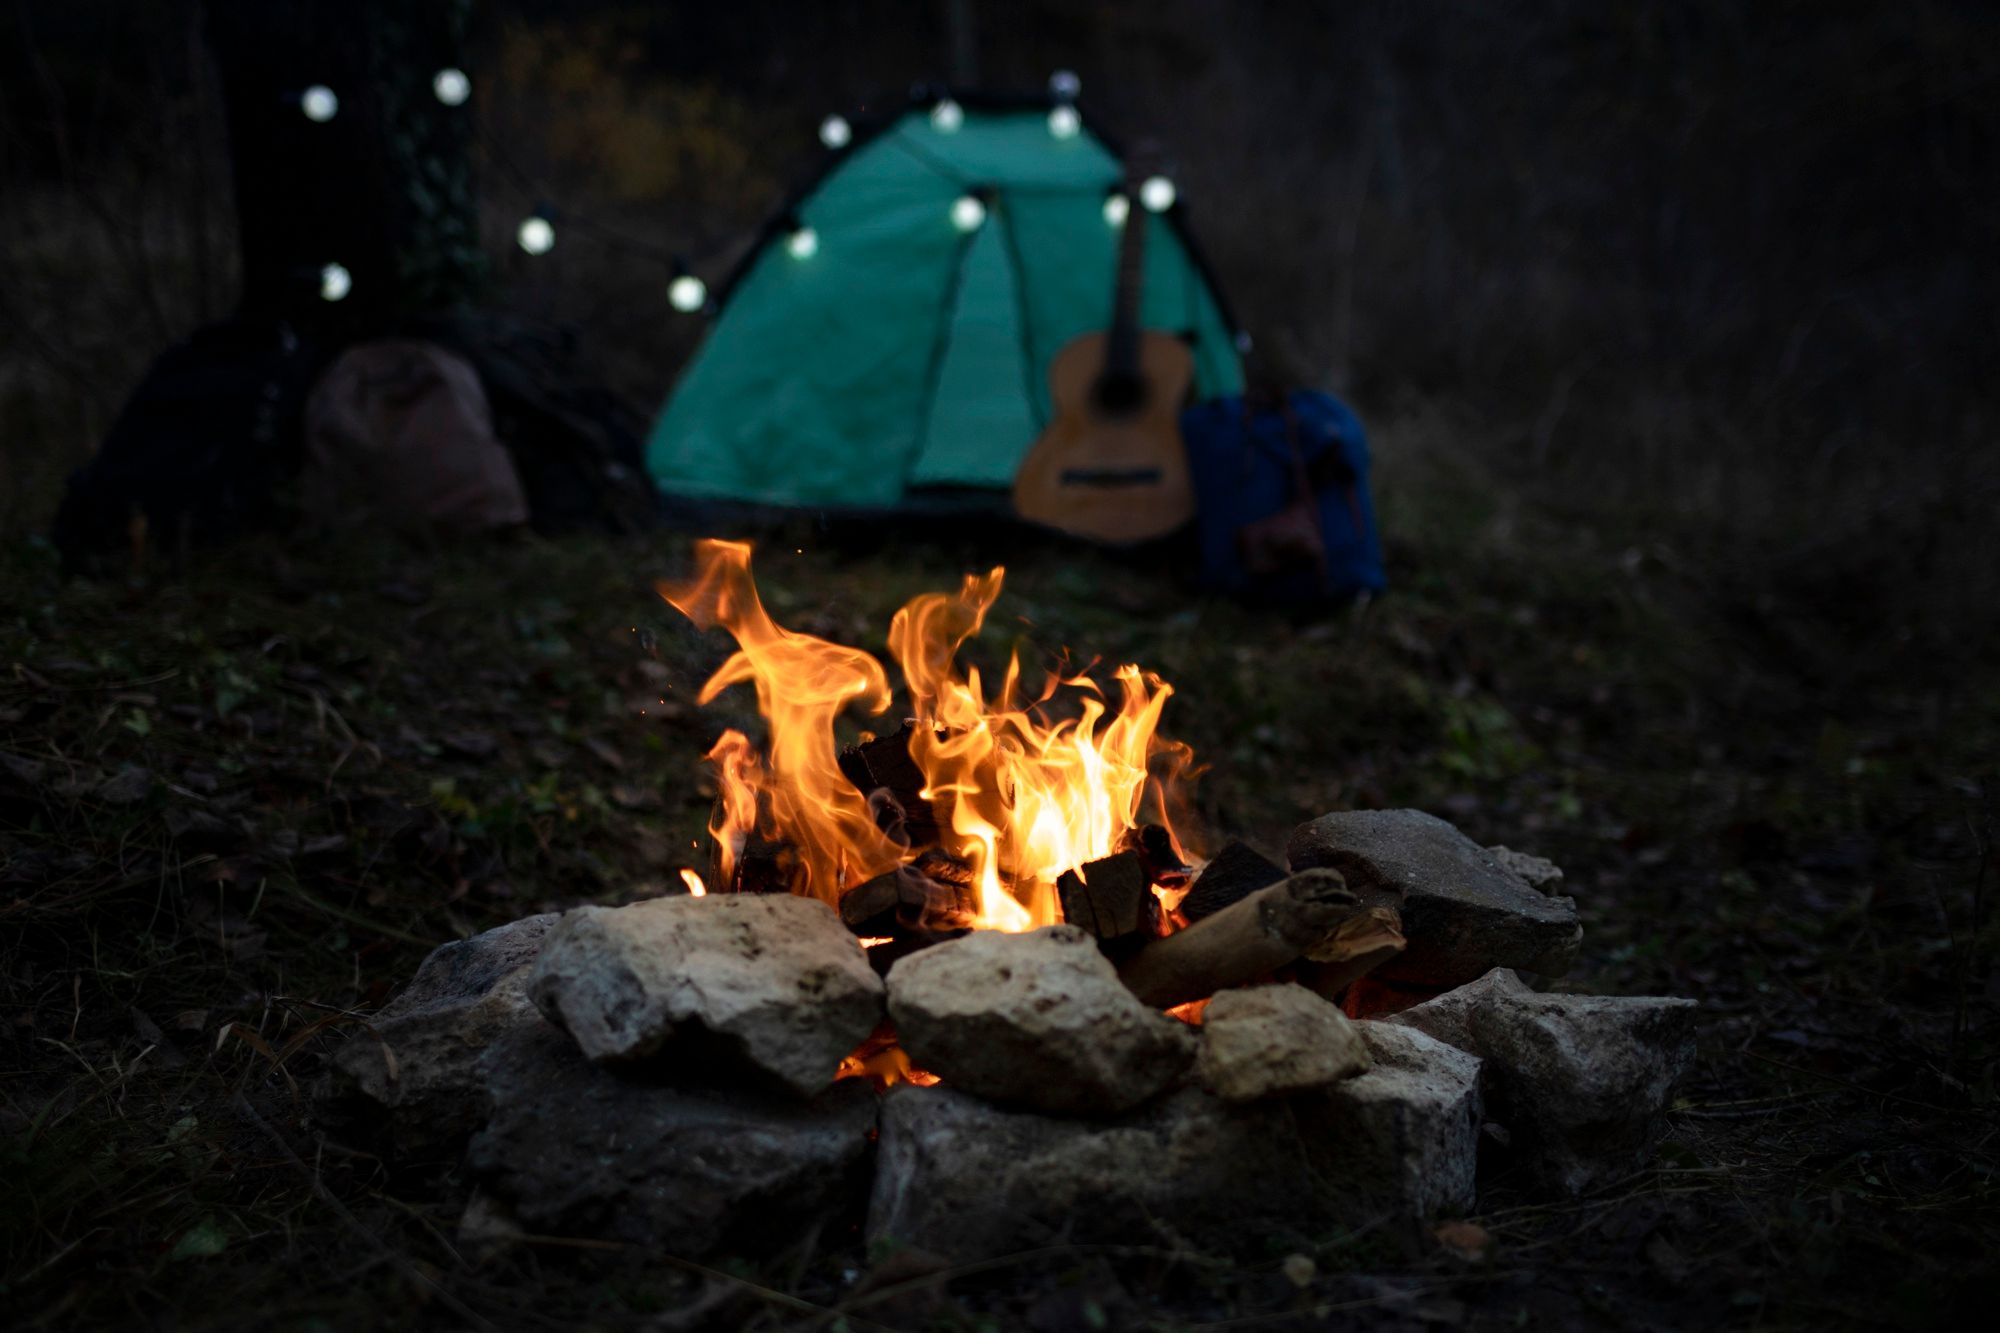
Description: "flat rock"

(1389, 968), (1698, 1194)
(886, 924), (1195, 1115)
(468, 1023), (878, 1256)
(320, 913), (558, 1152)
(529, 893), (884, 1097)
(1196, 983), (1370, 1102)
(868, 1020), (1480, 1261)
(1487, 846), (1565, 893)
(1287, 809), (1582, 986)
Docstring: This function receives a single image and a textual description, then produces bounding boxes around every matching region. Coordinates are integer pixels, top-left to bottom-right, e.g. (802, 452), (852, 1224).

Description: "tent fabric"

(647, 103), (1244, 510)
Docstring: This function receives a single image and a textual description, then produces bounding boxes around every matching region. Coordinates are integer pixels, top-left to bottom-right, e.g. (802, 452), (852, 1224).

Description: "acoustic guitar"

(1012, 172), (1195, 545)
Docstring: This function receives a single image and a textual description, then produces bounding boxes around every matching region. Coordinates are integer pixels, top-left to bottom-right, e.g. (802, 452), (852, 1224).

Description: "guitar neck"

(1104, 196), (1148, 378)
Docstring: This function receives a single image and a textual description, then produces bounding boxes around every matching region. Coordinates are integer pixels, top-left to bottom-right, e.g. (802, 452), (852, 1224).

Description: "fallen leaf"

(1433, 1219), (1491, 1262)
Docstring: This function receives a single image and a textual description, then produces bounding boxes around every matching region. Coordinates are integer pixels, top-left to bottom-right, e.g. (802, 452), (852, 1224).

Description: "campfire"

(320, 542), (1699, 1269)
(655, 539), (1410, 1023)
(659, 538), (1194, 935)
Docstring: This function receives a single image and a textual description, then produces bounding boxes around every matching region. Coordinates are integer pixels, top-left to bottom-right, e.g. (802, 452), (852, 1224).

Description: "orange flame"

(678, 868), (707, 897)
(659, 540), (1194, 930)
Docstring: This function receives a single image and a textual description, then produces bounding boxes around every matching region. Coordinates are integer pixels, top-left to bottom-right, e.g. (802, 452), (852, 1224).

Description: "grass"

(1, 420), (1997, 1330)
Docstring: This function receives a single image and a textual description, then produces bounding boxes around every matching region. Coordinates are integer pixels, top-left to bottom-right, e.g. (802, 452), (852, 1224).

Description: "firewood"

(732, 834), (798, 895)
(840, 857), (978, 935)
(838, 723), (944, 848)
(1115, 823), (1192, 889)
(1056, 850), (1158, 941)
(1115, 868), (1367, 1009)
(1295, 906), (1407, 1002)
(1179, 841), (1287, 922)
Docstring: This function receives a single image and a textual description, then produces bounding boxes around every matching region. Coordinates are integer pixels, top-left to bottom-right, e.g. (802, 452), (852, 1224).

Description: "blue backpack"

(1180, 390), (1386, 604)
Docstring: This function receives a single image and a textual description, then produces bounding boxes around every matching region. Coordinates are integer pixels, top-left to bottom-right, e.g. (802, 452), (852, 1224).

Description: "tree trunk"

(205, 0), (484, 335)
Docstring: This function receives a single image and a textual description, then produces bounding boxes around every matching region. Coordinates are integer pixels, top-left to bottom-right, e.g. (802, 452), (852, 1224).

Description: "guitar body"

(1012, 330), (1196, 544)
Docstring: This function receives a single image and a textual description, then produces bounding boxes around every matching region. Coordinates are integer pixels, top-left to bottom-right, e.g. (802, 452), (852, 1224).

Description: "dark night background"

(1, 2), (1995, 1329)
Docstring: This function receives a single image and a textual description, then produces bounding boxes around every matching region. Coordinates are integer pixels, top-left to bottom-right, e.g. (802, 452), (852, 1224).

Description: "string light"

(786, 224), (819, 259)
(950, 194), (986, 232)
(669, 272), (707, 312)
(517, 214), (555, 255)
(1102, 191), (1130, 226)
(818, 115), (852, 149)
(1049, 70), (1082, 100)
(1140, 175), (1177, 212)
(1047, 104), (1080, 139)
(301, 85), (338, 122)
(319, 263), (351, 302)
(433, 68), (471, 106)
(930, 98), (964, 133)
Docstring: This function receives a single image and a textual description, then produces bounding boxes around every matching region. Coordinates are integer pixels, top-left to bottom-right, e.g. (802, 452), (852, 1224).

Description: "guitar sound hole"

(1091, 373), (1147, 415)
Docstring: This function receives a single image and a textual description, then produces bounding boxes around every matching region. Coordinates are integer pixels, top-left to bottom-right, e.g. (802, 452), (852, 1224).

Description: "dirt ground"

(3, 424), (1994, 1331)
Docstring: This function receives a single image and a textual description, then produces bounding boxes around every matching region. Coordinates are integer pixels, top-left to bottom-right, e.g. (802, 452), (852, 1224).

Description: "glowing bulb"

(951, 194), (986, 232)
(301, 85), (338, 122)
(819, 115), (852, 149)
(432, 68), (470, 106)
(1102, 192), (1130, 226)
(1049, 70), (1082, 100)
(786, 225), (819, 259)
(318, 263), (351, 302)
(517, 216), (554, 255)
(668, 273), (707, 312)
(1047, 105), (1080, 139)
(930, 98), (964, 132)
(1140, 175), (1177, 212)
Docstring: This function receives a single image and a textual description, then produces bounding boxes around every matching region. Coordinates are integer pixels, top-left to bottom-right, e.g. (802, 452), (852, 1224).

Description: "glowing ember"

(659, 539), (1195, 931)
(678, 868), (708, 897)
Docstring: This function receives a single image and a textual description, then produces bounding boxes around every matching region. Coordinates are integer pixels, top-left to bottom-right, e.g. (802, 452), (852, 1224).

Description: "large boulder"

(1287, 809), (1581, 986)
(1389, 969), (1697, 1194)
(886, 924), (1196, 1115)
(529, 894), (884, 1097)
(868, 1018), (1481, 1261)
(1196, 983), (1370, 1103)
(468, 1023), (878, 1256)
(319, 913), (558, 1152)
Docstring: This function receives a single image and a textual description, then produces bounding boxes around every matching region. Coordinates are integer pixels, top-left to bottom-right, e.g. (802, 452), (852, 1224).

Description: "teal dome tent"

(647, 90), (1245, 513)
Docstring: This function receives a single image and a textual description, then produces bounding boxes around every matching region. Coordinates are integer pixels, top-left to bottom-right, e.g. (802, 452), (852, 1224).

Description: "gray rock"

(1389, 969), (1698, 1194)
(868, 1020), (1481, 1261)
(468, 1023), (878, 1256)
(1330, 1022), (1484, 1223)
(1196, 983), (1370, 1102)
(321, 913), (559, 1151)
(1287, 809), (1582, 986)
(1487, 846), (1566, 893)
(529, 893), (883, 1097)
(886, 924), (1196, 1115)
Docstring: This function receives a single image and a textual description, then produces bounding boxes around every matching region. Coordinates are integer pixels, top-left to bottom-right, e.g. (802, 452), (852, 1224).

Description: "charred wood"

(1115, 823), (1192, 890)
(838, 723), (944, 849)
(1179, 841), (1288, 922)
(1056, 850), (1162, 946)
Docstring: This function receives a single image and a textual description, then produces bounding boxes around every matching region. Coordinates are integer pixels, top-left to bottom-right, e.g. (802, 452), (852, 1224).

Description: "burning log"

(840, 855), (979, 936)
(1115, 868), (1367, 1010)
(838, 723), (944, 849)
(1114, 823), (1192, 890)
(1178, 841), (1287, 922)
(1056, 850), (1162, 946)
(1297, 906), (1408, 1002)
(732, 834), (799, 895)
